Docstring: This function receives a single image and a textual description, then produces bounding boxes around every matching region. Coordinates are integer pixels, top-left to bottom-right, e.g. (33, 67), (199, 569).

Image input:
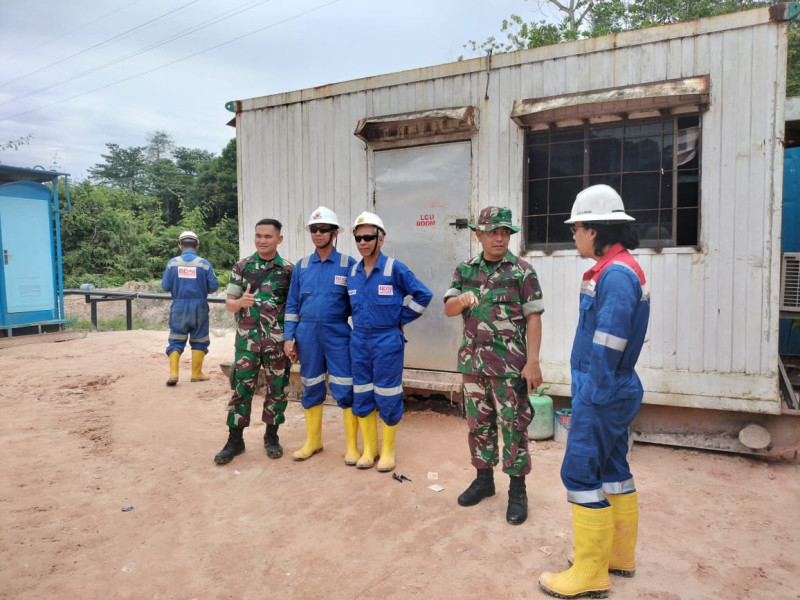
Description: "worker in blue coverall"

(161, 230), (219, 386)
(347, 211), (432, 473)
(539, 184), (650, 599)
(284, 206), (359, 464)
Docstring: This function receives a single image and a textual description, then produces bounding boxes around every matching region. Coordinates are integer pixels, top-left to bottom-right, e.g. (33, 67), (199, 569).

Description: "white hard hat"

(179, 230), (199, 243)
(564, 185), (635, 224)
(352, 211), (386, 235)
(306, 206), (340, 230)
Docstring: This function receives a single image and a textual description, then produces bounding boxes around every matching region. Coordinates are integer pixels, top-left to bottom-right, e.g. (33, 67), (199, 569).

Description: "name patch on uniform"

(178, 266), (197, 279)
(348, 289), (357, 296)
(334, 275), (347, 286)
(378, 285), (393, 296)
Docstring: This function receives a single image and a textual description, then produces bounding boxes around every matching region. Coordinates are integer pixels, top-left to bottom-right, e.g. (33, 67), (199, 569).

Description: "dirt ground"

(2, 312), (800, 598)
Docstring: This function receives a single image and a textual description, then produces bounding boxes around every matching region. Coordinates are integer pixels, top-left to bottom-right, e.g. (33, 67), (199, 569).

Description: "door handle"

(3, 249), (8, 265)
(448, 218), (469, 230)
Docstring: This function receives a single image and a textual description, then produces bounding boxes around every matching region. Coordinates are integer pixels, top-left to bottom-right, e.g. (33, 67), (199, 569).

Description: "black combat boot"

(457, 468), (495, 506)
(506, 475), (528, 525)
(264, 424), (283, 459)
(214, 427), (245, 465)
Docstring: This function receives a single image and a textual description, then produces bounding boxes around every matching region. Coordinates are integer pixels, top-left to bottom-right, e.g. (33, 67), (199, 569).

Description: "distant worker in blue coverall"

(161, 230), (219, 386)
(284, 206), (359, 464)
(539, 184), (650, 599)
(347, 211), (433, 473)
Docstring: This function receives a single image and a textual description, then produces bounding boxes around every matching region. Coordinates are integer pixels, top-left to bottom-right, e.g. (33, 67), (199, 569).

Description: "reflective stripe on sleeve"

(593, 330), (627, 352)
(406, 299), (426, 314)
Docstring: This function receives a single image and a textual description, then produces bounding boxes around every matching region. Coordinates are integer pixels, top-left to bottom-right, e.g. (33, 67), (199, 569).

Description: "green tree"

(463, 0), (798, 95)
(186, 138), (237, 226)
(62, 136), (239, 288)
(88, 143), (148, 193)
(145, 131), (175, 162)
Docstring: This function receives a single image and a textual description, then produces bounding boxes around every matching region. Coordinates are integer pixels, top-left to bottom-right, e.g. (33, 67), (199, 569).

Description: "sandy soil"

(1, 326), (799, 600)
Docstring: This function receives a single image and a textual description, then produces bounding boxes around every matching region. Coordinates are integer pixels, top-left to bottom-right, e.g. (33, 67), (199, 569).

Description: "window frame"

(522, 113), (702, 253)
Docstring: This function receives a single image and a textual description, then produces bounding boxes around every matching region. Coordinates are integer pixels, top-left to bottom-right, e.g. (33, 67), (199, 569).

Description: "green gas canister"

(527, 385), (554, 440)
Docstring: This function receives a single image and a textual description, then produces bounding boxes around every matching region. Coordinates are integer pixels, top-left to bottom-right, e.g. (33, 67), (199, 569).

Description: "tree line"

(60, 131), (238, 289)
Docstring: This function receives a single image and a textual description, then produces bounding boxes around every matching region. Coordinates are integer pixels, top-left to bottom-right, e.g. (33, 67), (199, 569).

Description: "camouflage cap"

(468, 206), (520, 233)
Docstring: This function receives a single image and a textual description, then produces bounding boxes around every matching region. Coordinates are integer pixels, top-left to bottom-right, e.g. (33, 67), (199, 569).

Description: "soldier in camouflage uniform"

(214, 218), (294, 465)
(444, 206), (544, 525)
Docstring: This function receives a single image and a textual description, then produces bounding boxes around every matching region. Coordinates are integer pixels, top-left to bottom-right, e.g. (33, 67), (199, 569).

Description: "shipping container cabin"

(227, 5), (800, 456)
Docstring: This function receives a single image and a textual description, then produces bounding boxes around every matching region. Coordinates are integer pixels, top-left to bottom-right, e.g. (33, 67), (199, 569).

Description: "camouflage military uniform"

(225, 252), (293, 429)
(444, 250), (544, 476)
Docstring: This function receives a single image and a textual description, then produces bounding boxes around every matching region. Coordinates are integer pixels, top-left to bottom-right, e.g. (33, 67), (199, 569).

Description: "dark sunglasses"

(309, 225), (334, 234)
(354, 234), (378, 243)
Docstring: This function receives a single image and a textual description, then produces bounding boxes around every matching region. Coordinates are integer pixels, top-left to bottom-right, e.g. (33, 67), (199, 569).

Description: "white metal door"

(374, 142), (471, 372)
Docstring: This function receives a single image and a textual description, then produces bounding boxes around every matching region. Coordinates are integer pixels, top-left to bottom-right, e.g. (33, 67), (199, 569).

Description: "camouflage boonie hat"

(469, 206), (520, 233)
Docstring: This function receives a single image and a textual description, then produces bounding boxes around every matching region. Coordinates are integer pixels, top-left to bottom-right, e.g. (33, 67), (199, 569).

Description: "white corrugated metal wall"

(234, 7), (788, 414)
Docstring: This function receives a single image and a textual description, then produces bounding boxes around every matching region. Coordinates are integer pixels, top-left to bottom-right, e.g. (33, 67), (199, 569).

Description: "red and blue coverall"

(561, 244), (650, 507)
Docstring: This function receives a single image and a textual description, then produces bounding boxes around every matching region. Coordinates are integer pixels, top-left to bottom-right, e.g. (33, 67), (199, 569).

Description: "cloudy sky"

(0, 0), (550, 180)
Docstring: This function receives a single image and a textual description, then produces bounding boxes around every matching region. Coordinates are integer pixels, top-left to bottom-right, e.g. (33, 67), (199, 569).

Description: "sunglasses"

(354, 234), (378, 243)
(309, 225), (334, 234)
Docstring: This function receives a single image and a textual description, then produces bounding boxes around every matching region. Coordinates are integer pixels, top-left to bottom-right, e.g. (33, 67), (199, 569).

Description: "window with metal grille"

(523, 114), (701, 252)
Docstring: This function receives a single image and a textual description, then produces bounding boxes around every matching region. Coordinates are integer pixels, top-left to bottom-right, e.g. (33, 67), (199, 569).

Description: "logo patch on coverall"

(334, 275), (347, 286)
(178, 266), (197, 279)
(378, 285), (393, 295)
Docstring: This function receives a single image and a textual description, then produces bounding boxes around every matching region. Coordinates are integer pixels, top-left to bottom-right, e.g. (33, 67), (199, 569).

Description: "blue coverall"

(561, 244), (650, 506)
(161, 249), (219, 354)
(284, 248), (358, 409)
(347, 253), (432, 426)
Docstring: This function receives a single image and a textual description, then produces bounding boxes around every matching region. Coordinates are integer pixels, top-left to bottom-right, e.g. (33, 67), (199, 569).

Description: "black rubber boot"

(457, 468), (495, 506)
(214, 427), (245, 465)
(506, 475), (528, 525)
(264, 424), (283, 459)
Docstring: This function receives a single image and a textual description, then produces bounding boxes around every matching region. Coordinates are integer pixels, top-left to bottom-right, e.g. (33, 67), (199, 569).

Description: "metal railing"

(64, 289), (225, 331)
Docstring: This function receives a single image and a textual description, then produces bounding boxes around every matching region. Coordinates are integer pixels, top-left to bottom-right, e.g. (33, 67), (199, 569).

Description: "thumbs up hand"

(240, 282), (255, 309)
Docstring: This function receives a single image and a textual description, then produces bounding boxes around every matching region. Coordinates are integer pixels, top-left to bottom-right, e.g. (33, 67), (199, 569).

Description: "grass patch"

(66, 315), (165, 331)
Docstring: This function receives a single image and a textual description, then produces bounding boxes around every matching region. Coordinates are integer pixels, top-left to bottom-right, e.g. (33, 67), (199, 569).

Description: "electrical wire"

(0, 0), (205, 89)
(0, 0), (276, 107)
(0, 0), (343, 123)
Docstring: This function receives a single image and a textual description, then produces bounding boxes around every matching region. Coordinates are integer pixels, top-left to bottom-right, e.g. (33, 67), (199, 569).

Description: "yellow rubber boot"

(166, 351), (180, 386)
(539, 505), (613, 598)
(607, 492), (638, 577)
(566, 492), (639, 577)
(292, 404), (324, 461)
(190, 349), (210, 382)
(343, 408), (360, 466)
(376, 420), (398, 472)
(356, 411), (379, 469)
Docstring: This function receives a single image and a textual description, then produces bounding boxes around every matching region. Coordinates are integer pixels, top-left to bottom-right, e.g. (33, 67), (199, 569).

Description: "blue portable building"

(0, 165), (72, 337)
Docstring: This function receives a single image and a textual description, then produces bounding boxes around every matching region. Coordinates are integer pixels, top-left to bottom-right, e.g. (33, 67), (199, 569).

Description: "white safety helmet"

(179, 230), (199, 243)
(351, 211), (386, 235)
(564, 184), (635, 224)
(305, 206), (340, 230)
